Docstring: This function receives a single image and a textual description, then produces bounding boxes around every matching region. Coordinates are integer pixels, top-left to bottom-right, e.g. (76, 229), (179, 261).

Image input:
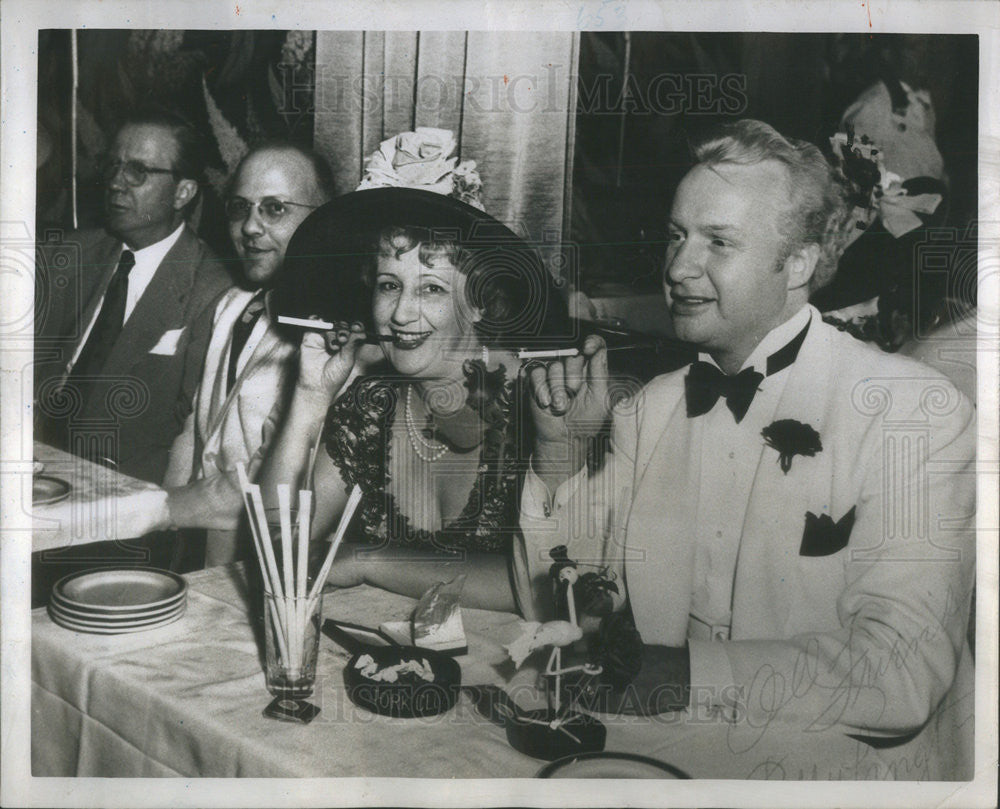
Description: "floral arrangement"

(356, 127), (485, 210)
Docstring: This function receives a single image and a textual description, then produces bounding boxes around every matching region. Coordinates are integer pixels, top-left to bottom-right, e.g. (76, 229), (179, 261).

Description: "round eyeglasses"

(101, 159), (179, 187)
(224, 197), (319, 225)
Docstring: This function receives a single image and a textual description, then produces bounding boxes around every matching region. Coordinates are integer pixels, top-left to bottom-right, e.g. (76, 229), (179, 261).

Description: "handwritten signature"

(726, 582), (969, 754)
(746, 735), (933, 780)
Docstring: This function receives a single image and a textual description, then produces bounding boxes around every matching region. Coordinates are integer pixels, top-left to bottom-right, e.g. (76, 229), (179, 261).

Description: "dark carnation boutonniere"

(761, 419), (822, 474)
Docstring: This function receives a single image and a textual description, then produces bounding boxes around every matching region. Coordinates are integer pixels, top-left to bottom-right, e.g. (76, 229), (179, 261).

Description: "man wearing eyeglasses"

(161, 142), (335, 565)
(35, 109), (232, 485)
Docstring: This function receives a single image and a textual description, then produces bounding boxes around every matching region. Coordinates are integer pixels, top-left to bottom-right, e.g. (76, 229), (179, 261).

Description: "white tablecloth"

(31, 564), (944, 779)
(32, 442), (168, 552)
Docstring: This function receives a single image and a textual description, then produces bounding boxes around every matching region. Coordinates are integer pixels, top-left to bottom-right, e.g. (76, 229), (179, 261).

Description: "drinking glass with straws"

(237, 464), (362, 703)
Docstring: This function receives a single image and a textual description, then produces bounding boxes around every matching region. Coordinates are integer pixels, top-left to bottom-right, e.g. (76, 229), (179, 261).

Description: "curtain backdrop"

(314, 31), (579, 255)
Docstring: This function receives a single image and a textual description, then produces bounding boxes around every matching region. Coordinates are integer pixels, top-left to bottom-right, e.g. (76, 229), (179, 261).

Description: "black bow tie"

(684, 319), (811, 423)
(685, 363), (763, 423)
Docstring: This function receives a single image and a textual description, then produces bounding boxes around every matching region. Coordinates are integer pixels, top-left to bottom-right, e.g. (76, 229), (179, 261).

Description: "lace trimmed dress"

(321, 366), (528, 554)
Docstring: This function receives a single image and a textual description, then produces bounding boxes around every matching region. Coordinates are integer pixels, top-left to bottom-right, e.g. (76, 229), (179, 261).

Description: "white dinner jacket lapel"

(197, 288), (255, 449)
(730, 318), (840, 639)
(623, 378), (703, 646)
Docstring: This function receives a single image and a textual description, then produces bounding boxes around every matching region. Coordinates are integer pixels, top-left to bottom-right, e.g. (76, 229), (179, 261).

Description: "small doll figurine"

(503, 547), (608, 760)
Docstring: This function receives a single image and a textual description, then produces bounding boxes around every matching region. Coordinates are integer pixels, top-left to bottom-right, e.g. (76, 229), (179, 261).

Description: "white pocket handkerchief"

(149, 327), (185, 356)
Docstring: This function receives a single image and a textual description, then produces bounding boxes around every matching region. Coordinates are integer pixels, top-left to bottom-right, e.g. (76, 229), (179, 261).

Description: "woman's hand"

(296, 320), (366, 403)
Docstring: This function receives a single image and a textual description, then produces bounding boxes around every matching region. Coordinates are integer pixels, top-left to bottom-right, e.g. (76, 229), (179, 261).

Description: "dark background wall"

(570, 32), (978, 297)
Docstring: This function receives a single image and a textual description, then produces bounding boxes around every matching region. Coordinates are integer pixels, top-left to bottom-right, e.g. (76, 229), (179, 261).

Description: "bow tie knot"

(683, 319), (811, 424)
(685, 362), (764, 423)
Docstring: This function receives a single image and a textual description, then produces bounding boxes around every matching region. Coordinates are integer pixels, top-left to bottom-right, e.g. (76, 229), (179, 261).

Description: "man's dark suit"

(35, 225), (233, 484)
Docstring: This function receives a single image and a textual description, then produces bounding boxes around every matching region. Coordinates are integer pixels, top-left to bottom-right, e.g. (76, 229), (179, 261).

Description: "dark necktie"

(685, 363), (763, 423)
(69, 249), (136, 380)
(685, 319), (811, 423)
(226, 292), (266, 394)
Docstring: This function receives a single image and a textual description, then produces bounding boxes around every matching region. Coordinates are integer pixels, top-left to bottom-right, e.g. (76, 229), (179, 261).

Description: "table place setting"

(31, 552), (717, 779)
(47, 568), (188, 634)
(32, 459), (72, 506)
(30, 450), (702, 779)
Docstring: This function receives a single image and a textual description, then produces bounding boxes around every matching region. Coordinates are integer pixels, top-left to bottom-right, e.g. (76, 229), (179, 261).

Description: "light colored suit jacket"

(520, 311), (976, 779)
(164, 288), (297, 559)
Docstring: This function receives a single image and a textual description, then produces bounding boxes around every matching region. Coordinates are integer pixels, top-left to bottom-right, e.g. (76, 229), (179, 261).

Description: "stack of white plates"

(48, 568), (188, 634)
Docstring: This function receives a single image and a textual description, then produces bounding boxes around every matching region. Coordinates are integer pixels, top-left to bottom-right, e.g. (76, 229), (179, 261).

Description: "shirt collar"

(123, 221), (186, 266)
(697, 304), (814, 375)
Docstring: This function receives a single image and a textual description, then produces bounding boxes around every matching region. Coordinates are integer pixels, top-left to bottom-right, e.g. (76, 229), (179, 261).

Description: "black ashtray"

(324, 619), (461, 719)
(506, 708), (606, 761)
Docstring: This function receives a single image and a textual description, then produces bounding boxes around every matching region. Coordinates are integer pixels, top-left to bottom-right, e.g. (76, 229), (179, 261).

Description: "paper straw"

(236, 464), (289, 665)
(276, 484), (298, 669)
(249, 483), (283, 601)
(236, 465), (288, 654)
(295, 490), (312, 672)
(277, 485), (294, 603)
(308, 485), (363, 604)
(296, 490), (311, 600)
(236, 464), (267, 576)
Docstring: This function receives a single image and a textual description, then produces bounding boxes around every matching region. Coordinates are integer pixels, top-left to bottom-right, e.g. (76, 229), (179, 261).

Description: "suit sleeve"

(163, 409), (197, 487)
(708, 393), (977, 737)
(516, 403), (637, 621)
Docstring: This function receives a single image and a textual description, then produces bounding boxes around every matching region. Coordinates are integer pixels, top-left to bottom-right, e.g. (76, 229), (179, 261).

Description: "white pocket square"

(149, 327), (185, 356)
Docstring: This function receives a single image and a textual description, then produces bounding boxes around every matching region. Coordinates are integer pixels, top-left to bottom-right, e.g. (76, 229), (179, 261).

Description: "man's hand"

(526, 335), (611, 492)
(296, 320), (365, 404)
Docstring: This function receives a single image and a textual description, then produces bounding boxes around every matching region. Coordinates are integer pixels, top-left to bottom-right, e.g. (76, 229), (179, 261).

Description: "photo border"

(2, 1), (997, 807)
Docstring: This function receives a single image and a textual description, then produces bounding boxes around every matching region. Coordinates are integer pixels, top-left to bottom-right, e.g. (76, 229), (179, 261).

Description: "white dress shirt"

(687, 305), (813, 639)
(68, 223), (186, 372)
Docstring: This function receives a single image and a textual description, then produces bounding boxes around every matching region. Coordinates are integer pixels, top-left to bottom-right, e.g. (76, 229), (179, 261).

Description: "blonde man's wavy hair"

(689, 119), (854, 293)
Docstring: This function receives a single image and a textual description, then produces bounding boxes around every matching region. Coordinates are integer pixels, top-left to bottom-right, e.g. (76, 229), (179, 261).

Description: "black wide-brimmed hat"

(270, 187), (573, 349)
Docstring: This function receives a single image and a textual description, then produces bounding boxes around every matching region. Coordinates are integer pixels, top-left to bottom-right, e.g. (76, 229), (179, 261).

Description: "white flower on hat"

(356, 127), (485, 210)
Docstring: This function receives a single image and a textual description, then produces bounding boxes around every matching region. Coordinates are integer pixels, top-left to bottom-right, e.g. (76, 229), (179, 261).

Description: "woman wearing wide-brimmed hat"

(259, 133), (576, 611)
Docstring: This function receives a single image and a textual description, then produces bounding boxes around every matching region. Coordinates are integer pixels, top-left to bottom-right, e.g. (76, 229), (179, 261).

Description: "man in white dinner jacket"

(162, 142), (334, 565)
(519, 119), (976, 779)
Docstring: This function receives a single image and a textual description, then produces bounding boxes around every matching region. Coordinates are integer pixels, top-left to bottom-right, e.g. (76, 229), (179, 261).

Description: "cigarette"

(277, 315), (335, 330)
(276, 315), (395, 342)
(516, 347), (581, 360)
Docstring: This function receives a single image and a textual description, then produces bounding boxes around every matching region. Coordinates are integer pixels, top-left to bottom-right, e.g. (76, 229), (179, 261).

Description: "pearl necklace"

(405, 385), (449, 462)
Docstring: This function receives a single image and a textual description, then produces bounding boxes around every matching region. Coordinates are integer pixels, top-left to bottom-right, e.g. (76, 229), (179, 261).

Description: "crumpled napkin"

(505, 620), (583, 668)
